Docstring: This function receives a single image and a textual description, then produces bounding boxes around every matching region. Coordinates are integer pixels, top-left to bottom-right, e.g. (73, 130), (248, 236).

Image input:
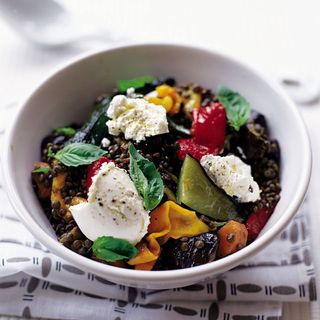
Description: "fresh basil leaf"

(54, 143), (107, 167)
(130, 155), (149, 198)
(117, 76), (156, 92)
(129, 144), (164, 211)
(54, 127), (76, 137)
(32, 166), (50, 174)
(92, 236), (138, 262)
(216, 86), (251, 131)
(47, 147), (55, 158)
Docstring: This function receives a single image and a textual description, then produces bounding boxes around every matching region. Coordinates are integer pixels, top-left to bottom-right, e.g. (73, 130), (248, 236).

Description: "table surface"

(0, 1), (320, 319)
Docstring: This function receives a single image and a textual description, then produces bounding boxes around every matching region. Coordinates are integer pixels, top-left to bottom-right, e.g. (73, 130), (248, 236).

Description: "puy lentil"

(180, 242), (189, 252)
(73, 240), (83, 250)
(195, 240), (204, 249)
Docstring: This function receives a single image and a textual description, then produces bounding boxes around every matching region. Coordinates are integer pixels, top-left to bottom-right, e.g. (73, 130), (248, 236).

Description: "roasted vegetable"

(177, 102), (226, 160)
(217, 220), (248, 257)
(31, 162), (51, 200)
(147, 84), (182, 115)
(164, 232), (219, 269)
(192, 102), (226, 148)
(176, 155), (239, 221)
(226, 114), (277, 164)
(246, 202), (277, 242)
(69, 97), (111, 145)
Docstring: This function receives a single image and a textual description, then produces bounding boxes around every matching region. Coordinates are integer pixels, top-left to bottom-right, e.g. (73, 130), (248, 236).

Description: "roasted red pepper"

(246, 202), (277, 242)
(177, 102), (226, 160)
(86, 156), (111, 193)
(192, 102), (226, 148)
(177, 138), (220, 161)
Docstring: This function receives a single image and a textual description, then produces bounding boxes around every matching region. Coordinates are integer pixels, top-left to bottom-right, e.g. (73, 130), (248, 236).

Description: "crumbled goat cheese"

(200, 154), (261, 202)
(101, 137), (111, 148)
(106, 95), (169, 142)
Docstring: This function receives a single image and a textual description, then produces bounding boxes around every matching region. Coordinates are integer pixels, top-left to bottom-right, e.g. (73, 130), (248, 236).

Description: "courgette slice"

(68, 97), (111, 146)
(176, 154), (239, 221)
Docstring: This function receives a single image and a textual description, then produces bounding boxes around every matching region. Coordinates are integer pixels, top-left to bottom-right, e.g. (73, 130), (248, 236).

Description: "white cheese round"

(200, 154), (261, 203)
(106, 95), (169, 142)
(69, 162), (150, 245)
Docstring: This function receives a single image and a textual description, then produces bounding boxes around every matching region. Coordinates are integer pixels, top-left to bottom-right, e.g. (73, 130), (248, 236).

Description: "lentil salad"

(31, 76), (281, 270)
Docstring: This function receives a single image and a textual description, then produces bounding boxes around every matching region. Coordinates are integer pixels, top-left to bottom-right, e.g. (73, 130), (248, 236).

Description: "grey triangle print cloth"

(0, 170), (317, 320)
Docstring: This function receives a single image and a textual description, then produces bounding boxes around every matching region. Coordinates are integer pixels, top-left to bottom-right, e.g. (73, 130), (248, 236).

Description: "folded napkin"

(0, 114), (317, 320)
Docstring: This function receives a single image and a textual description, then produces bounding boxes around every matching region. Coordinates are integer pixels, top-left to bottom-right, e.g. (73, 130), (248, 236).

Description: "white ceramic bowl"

(2, 43), (311, 289)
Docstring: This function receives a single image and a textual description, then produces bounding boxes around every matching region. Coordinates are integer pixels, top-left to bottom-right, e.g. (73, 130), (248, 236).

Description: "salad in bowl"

(31, 76), (281, 271)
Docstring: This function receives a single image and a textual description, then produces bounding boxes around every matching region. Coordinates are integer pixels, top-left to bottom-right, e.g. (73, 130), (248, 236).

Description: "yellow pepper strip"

(128, 201), (209, 270)
(156, 84), (171, 98)
(51, 172), (68, 209)
(146, 84), (182, 115)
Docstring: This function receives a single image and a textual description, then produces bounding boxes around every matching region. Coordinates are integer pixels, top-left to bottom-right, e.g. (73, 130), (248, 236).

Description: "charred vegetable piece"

(165, 233), (219, 269)
(177, 138), (220, 161)
(177, 102), (226, 160)
(246, 202), (277, 242)
(176, 155), (239, 221)
(217, 220), (248, 257)
(226, 116), (274, 163)
(69, 97), (111, 145)
(192, 102), (226, 148)
(31, 162), (51, 200)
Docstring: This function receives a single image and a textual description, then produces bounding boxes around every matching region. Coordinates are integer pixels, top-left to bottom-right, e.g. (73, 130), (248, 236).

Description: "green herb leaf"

(32, 167), (50, 174)
(54, 143), (107, 167)
(129, 144), (164, 211)
(47, 147), (55, 158)
(216, 86), (251, 131)
(54, 127), (76, 137)
(92, 236), (138, 262)
(117, 76), (155, 92)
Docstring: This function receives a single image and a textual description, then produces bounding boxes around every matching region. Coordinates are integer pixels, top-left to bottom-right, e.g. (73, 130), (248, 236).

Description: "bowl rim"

(1, 42), (312, 285)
